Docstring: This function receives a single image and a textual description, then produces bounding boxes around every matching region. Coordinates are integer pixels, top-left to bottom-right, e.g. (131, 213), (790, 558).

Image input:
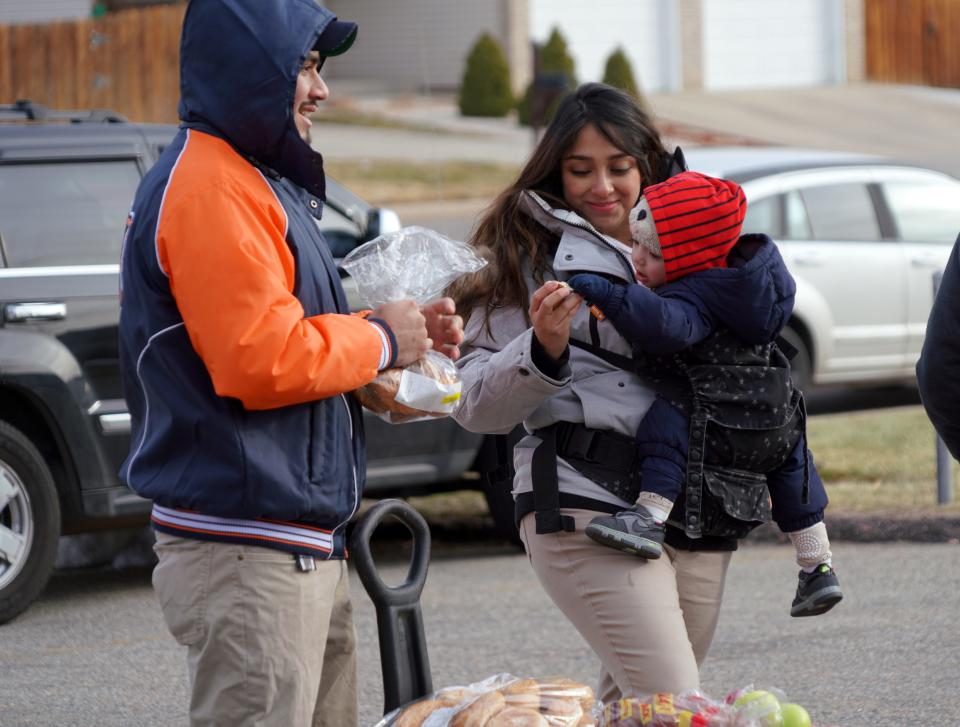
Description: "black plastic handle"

(350, 499), (433, 715)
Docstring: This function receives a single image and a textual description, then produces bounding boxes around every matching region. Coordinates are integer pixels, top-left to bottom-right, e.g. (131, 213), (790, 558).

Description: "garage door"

(703, 0), (842, 89)
(530, 0), (674, 92)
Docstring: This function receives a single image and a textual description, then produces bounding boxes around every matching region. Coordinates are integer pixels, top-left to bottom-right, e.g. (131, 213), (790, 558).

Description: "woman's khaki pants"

(520, 509), (732, 702)
(152, 531), (357, 727)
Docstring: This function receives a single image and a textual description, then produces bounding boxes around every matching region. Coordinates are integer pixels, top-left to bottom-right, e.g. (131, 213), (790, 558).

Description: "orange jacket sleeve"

(157, 177), (389, 410)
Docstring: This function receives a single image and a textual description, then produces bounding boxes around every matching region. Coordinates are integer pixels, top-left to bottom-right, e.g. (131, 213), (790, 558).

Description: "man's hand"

(372, 300), (430, 368)
(530, 281), (581, 360)
(566, 274), (617, 313)
(422, 297), (465, 360)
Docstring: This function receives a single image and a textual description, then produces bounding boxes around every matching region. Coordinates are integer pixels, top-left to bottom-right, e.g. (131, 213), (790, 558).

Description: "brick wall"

(678, 0), (703, 90)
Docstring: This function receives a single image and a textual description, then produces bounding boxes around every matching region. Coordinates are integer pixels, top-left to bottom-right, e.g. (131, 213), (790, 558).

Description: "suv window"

(0, 160), (141, 266)
(317, 203), (363, 259)
(800, 183), (881, 241)
(783, 189), (813, 239)
(883, 178), (960, 243)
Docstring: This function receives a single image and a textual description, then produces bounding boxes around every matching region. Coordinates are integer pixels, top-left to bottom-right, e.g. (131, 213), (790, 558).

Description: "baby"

(568, 171), (842, 617)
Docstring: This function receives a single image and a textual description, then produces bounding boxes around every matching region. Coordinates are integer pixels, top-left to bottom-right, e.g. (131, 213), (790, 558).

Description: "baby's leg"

(585, 400), (687, 557)
(767, 438), (842, 616)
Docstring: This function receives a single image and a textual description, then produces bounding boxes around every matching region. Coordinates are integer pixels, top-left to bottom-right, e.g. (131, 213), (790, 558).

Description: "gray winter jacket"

(453, 192), (656, 507)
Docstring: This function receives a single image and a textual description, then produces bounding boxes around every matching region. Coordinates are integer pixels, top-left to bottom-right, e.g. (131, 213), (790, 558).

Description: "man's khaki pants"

(152, 531), (357, 727)
(520, 509), (732, 703)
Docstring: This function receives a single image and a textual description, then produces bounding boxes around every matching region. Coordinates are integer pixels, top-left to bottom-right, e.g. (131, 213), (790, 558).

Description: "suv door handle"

(791, 253), (825, 267)
(910, 255), (940, 268)
(3, 302), (67, 322)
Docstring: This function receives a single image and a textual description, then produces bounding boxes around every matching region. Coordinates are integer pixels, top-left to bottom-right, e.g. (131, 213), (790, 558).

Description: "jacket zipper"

(329, 392), (359, 558)
(526, 193), (635, 280)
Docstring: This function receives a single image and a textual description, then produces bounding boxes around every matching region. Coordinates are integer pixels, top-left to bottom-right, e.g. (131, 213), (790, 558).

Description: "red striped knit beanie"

(633, 171), (746, 283)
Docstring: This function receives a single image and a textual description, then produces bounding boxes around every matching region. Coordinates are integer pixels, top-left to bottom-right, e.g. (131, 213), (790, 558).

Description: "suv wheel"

(0, 421), (61, 624)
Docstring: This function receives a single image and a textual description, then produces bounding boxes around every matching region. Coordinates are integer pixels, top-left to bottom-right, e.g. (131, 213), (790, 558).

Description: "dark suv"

(0, 101), (507, 624)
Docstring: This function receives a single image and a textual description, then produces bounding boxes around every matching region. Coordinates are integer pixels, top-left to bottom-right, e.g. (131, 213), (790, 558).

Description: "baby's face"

(632, 244), (666, 288)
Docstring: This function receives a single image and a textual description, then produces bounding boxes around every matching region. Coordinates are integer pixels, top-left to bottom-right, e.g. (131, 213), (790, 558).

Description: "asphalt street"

(1, 540), (958, 726)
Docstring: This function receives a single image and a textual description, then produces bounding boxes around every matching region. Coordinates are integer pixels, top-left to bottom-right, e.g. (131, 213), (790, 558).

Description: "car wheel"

(0, 420), (61, 624)
(780, 325), (812, 393)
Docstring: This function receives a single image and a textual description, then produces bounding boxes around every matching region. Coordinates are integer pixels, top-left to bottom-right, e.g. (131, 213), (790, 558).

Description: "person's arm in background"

(917, 233), (960, 459)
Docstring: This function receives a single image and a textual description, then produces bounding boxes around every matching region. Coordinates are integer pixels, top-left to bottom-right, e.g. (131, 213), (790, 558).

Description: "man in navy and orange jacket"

(118, 1), (463, 724)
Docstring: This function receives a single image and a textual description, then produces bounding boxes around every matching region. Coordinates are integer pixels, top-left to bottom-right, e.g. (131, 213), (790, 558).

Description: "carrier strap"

(568, 338), (635, 372)
(531, 425), (575, 534)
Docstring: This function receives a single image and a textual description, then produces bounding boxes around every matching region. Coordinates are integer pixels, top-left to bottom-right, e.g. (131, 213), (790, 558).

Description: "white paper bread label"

(395, 370), (462, 413)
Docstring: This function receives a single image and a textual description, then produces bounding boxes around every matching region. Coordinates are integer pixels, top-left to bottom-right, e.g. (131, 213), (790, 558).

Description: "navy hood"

(178, 0), (348, 199)
(675, 233), (796, 344)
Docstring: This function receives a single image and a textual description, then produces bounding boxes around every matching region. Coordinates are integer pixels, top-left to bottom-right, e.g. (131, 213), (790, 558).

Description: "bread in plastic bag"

(340, 227), (486, 424)
(340, 226), (487, 309)
(353, 350), (461, 424)
(373, 673), (602, 727)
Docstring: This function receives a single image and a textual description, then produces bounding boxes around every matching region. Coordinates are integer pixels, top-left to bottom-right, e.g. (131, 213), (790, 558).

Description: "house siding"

(325, 0), (530, 94)
(845, 0), (866, 82)
(0, 0), (90, 25)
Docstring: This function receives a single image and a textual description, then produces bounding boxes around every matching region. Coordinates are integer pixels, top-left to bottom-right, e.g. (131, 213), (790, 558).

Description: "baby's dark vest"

(634, 327), (807, 538)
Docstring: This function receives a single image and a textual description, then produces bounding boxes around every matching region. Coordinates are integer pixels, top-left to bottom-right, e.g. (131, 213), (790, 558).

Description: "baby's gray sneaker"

(584, 505), (665, 559)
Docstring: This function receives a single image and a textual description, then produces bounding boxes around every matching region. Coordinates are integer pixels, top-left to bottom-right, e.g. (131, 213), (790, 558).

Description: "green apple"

(780, 703), (812, 727)
(733, 690), (783, 726)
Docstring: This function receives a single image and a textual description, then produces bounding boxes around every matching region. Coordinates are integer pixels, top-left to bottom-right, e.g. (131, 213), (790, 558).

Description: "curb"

(748, 513), (960, 544)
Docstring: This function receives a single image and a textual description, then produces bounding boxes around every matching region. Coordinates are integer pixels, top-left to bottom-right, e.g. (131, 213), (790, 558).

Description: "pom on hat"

(629, 197), (660, 257)
(632, 171), (746, 283)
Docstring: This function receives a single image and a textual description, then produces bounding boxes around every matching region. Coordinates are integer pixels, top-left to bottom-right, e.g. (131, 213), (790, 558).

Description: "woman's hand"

(422, 297), (465, 360)
(530, 281), (581, 360)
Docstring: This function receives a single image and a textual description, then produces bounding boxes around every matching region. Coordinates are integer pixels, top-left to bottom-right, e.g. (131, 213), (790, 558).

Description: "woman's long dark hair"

(449, 83), (670, 330)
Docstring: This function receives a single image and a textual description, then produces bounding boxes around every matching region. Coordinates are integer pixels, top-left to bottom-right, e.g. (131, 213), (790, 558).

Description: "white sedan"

(684, 146), (960, 390)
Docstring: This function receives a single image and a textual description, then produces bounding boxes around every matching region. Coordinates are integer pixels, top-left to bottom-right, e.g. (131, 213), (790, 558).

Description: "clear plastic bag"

(340, 227), (486, 423)
(373, 673), (602, 727)
(340, 226), (487, 309)
(599, 685), (817, 727)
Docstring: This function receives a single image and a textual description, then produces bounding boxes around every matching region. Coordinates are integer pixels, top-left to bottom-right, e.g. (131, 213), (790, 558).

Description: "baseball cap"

(314, 18), (357, 56)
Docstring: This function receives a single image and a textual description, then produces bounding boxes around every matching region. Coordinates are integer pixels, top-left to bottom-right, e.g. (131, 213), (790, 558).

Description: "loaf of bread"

(450, 690), (506, 727)
(485, 707), (549, 727)
(541, 677), (596, 714)
(540, 696), (584, 727)
(501, 678), (541, 711)
(355, 351), (461, 424)
(394, 698), (447, 727)
(385, 675), (599, 727)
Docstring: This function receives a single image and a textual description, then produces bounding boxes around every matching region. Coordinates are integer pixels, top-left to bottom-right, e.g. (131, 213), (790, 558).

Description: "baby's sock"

(788, 522), (832, 572)
(636, 492), (674, 524)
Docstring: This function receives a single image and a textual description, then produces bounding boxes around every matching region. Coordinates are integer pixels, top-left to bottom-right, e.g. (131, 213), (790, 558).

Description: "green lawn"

(324, 159), (519, 204)
(807, 405), (959, 513)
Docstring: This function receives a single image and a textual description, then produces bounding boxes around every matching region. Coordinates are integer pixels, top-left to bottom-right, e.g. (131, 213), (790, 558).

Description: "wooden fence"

(0, 3), (185, 122)
(866, 0), (960, 88)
